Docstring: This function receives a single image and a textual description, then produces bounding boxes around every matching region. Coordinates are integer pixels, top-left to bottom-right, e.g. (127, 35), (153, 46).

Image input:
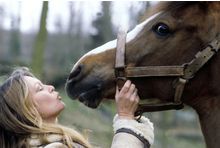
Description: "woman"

(0, 67), (154, 148)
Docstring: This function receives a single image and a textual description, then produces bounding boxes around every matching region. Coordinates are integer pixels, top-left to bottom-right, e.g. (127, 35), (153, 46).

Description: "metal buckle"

(115, 66), (126, 78)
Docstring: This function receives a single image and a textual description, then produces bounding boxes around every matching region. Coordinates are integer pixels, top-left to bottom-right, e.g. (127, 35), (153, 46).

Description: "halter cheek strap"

(115, 27), (220, 115)
(115, 28), (127, 90)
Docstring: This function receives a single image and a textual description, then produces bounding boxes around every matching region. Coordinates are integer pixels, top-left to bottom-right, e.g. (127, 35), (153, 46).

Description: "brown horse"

(66, 2), (220, 148)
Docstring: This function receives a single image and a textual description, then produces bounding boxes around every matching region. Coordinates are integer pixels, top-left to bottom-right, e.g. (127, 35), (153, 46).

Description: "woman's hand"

(115, 80), (140, 120)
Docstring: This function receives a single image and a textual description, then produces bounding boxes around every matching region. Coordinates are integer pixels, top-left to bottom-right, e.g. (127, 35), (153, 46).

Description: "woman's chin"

(60, 101), (66, 110)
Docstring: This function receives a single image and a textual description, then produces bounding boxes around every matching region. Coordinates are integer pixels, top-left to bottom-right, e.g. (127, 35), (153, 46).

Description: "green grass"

(58, 93), (115, 147)
(58, 92), (205, 148)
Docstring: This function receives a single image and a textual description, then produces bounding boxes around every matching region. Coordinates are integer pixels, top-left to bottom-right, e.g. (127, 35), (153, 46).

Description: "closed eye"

(36, 83), (44, 92)
(38, 86), (43, 91)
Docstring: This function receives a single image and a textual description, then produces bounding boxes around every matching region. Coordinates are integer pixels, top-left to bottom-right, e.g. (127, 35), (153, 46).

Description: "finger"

(120, 80), (131, 94)
(135, 89), (140, 102)
(130, 89), (138, 101)
(128, 84), (136, 94)
(124, 83), (136, 100)
(131, 89), (140, 106)
(136, 94), (140, 103)
(116, 85), (119, 94)
(115, 86), (119, 101)
(131, 91), (139, 110)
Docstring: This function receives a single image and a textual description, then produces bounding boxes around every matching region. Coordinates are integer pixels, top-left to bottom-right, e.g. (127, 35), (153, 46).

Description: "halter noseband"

(115, 28), (220, 116)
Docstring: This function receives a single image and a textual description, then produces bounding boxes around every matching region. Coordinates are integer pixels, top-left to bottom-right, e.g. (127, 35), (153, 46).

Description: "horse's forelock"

(157, 2), (209, 17)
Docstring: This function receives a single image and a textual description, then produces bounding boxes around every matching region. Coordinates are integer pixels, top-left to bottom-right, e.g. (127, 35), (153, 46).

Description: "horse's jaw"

(65, 72), (116, 108)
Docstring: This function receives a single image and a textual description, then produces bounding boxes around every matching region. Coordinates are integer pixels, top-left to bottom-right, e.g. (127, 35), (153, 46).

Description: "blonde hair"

(0, 67), (91, 148)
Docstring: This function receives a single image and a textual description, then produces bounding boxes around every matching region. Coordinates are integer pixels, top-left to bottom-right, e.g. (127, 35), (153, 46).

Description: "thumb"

(115, 86), (119, 99)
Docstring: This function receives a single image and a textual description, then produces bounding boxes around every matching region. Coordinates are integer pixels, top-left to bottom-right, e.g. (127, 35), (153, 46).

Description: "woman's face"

(24, 76), (65, 123)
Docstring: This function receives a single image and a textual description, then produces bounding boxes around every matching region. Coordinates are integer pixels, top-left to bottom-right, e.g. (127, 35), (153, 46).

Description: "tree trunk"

(31, 1), (48, 79)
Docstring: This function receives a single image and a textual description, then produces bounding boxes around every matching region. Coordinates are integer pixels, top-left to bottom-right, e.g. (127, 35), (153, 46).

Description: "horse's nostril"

(68, 65), (82, 81)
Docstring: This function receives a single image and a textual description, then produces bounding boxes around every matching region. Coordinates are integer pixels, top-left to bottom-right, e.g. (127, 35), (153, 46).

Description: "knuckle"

(125, 94), (130, 99)
(135, 98), (139, 103)
(131, 84), (135, 88)
(130, 96), (135, 102)
(122, 86), (129, 92)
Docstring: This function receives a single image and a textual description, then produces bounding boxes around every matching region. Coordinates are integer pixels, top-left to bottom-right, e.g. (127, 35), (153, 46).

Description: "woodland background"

(0, 1), (204, 148)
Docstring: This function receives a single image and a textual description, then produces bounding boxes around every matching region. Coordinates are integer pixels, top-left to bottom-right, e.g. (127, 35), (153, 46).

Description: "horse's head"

(66, 2), (220, 109)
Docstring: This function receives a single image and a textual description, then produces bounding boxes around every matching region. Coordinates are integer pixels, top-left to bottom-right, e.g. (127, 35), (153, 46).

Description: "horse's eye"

(153, 23), (170, 37)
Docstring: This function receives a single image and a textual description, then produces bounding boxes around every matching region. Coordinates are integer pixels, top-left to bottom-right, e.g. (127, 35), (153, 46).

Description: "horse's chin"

(75, 88), (102, 108)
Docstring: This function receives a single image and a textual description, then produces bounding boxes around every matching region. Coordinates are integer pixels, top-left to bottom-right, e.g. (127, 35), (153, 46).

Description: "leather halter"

(115, 28), (220, 116)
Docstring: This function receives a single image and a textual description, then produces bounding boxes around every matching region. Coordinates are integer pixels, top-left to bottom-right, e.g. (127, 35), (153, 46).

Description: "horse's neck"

(196, 98), (220, 148)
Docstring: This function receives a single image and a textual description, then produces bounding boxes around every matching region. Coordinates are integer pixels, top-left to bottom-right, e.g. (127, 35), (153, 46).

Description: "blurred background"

(0, 1), (205, 148)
